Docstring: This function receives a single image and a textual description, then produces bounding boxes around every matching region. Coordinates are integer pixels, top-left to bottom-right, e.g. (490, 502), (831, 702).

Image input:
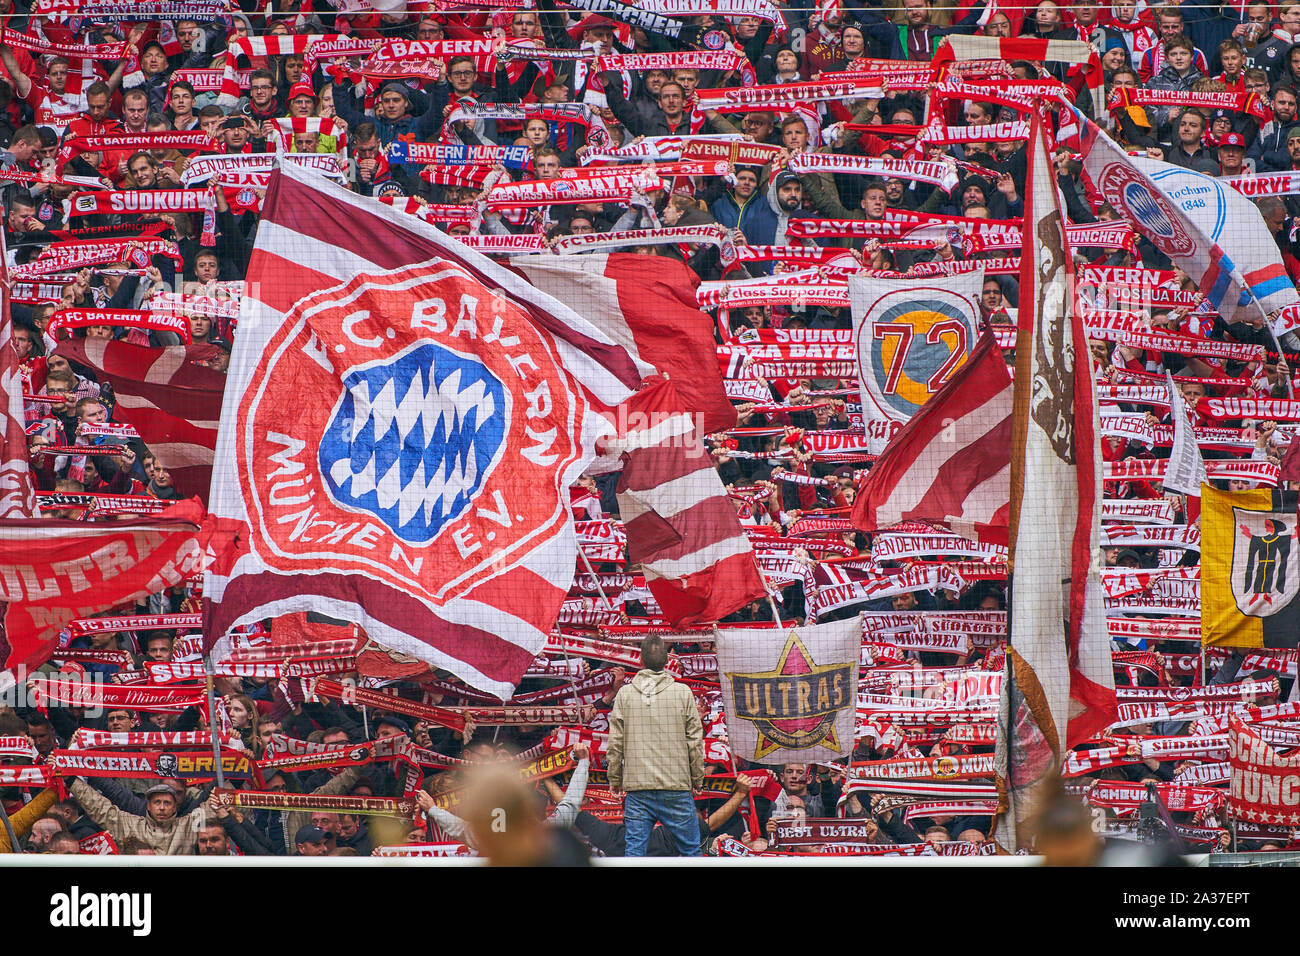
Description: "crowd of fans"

(2, 0), (1298, 859)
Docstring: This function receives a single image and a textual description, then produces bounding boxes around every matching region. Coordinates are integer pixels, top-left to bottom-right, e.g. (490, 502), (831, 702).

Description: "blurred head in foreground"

(1031, 790), (1102, 866)
(462, 764), (590, 867)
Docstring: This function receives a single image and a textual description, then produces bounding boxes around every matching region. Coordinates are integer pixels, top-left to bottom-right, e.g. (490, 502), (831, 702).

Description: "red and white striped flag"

(850, 330), (1013, 543)
(604, 376), (766, 626)
(510, 252), (736, 436)
(994, 111), (1116, 851)
(0, 227), (38, 518)
(203, 162), (648, 699)
(53, 339), (224, 503)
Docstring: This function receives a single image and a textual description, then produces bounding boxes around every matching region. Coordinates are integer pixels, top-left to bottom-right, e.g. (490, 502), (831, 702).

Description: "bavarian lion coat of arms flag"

(1201, 484), (1300, 649)
(714, 617), (861, 764)
(203, 162), (649, 699)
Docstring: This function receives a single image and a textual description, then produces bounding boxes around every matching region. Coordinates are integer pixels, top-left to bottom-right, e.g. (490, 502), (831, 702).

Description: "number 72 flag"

(849, 269), (983, 455)
(1201, 484), (1300, 649)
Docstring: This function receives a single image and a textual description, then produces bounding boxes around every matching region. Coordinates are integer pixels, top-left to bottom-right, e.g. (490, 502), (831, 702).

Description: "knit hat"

(377, 80), (413, 104)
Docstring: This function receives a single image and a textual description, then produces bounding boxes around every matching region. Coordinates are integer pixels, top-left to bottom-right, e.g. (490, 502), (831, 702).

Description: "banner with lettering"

(714, 617), (859, 764)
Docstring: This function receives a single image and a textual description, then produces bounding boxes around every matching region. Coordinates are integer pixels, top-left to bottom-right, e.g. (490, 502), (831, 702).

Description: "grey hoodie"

(606, 669), (704, 792)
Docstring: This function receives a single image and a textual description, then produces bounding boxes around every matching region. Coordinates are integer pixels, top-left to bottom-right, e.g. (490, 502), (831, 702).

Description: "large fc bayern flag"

(204, 162), (648, 698)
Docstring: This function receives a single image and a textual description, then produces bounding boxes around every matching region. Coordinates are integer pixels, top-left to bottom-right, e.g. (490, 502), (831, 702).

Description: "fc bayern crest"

(235, 261), (584, 604)
(1096, 162), (1196, 258)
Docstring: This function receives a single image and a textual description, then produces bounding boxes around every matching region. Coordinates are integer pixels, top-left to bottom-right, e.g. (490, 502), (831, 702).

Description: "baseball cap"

(1219, 132), (1246, 149)
(288, 80), (316, 102)
(774, 170), (800, 188)
(295, 825), (328, 845)
(1286, 127), (1300, 142)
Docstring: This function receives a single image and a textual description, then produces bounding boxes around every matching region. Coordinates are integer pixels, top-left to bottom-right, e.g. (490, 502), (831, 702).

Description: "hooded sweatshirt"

(606, 669), (704, 792)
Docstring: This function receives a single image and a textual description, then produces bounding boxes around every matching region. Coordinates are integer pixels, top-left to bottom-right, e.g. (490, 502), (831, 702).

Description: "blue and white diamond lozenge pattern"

(319, 340), (509, 544)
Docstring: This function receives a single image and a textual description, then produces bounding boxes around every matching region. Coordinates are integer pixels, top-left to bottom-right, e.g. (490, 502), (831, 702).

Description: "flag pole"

(202, 655), (226, 788)
(577, 549), (618, 614)
(1250, 294), (1294, 399)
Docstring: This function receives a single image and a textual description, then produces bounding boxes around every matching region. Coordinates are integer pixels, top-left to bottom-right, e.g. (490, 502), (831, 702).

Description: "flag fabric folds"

(994, 111), (1116, 851)
(851, 330), (1013, 542)
(1160, 370), (1207, 497)
(609, 375), (766, 626)
(1075, 110), (1300, 323)
(1200, 484), (1300, 649)
(203, 162), (648, 699)
(509, 252), (736, 435)
(714, 617), (861, 765)
(0, 227), (38, 519)
(0, 500), (205, 691)
(54, 339), (226, 503)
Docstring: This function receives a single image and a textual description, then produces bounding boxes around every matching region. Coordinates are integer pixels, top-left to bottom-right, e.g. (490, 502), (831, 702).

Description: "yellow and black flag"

(1201, 485), (1300, 648)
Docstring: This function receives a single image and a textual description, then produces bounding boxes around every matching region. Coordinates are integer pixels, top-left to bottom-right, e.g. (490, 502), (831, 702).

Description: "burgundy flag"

(851, 331), (1012, 542)
(0, 500), (205, 692)
(994, 111), (1116, 851)
(55, 339), (225, 502)
(203, 163), (647, 699)
(607, 376), (766, 626)
(1279, 431), (1300, 484)
(509, 253), (736, 435)
(0, 227), (38, 518)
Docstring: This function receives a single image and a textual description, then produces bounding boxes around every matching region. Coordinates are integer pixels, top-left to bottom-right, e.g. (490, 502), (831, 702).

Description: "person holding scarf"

(1148, 36), (1209, 136)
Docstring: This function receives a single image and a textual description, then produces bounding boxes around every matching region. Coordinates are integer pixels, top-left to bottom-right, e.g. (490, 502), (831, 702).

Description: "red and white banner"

(55, 339), (224, 502)
(789, 153), (958, 191)
(852, 331), (1011, 542)
(47, 308), (191, 342)
(203, 162), (646, 700)
(1229, 716), (1300, 825)
(605, 377), (765, 626)
(70, 190), (215, 217)
(484, 171), (660, 209)
(0, 501), (204, 688)
(694, 78), (882, 112)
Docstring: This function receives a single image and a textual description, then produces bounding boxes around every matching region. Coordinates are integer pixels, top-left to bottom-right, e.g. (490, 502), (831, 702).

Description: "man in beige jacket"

(606, 636), (705, 856)
(69, 780), (212, 855)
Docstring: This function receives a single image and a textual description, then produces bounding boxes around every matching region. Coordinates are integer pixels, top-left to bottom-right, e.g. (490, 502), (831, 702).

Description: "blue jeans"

(623, 790), (701, 857)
